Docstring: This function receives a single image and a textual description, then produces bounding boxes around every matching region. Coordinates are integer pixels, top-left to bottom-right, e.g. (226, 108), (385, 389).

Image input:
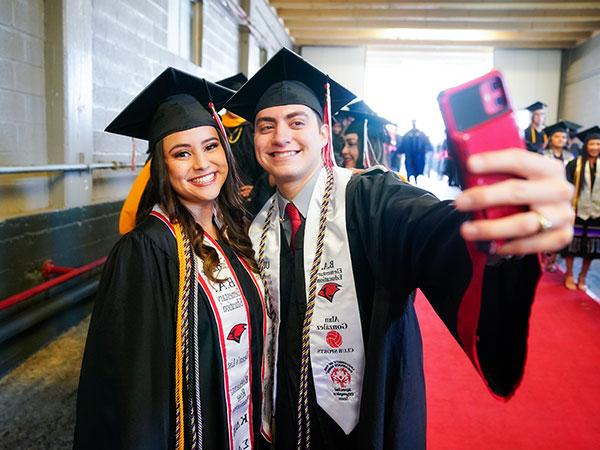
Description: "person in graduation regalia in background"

(217, 73), (274, 215)
(74, 68), (271, 450)
(543, 122), (575, 165)
(339, 117), (378, 170)
(224, 48), (574, 450)
(523, 101), (548, 153)
(563, 126), (600, 291)
(396, 119), (432, 183)
(335, 100), (393, 168)
(540, 122), (575, 272)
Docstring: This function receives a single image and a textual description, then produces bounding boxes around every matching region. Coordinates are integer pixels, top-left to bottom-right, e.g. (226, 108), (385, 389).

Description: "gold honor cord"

(227, 126), (244, 145)
(173, 223), (195, 450)
(573, 156), (583, 212)
(297, 168), (335, 449)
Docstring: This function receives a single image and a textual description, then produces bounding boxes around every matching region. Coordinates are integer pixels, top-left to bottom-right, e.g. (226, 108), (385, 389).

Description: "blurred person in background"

(563, 127), (600, 290)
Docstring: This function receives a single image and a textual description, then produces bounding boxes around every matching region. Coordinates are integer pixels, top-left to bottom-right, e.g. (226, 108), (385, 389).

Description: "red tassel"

(208, 101), (228, 143)
(322, 82), (336, 168)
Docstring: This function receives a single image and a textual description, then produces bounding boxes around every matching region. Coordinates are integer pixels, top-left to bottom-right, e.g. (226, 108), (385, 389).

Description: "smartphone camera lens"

(496, 97), (505, 105)
(492, 80), (501, 90)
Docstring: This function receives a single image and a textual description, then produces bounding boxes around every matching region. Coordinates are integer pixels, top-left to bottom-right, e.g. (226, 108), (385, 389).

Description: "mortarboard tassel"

(322, 81), (336, 168)
(362, 118), (372, 168)
(208, 101), (228, 141)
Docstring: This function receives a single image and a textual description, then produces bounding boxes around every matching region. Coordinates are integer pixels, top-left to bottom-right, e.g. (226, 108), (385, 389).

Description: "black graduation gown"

(74, 216), (268, 450)
(524, 126), (546, 153)
(227, 121), (264, 186)
(398, 129), (432, 178)
(273, 170), (540, 450)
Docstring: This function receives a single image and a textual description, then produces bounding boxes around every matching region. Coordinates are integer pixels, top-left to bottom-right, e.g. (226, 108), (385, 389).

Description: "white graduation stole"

(196, 234), (257, 450)
(249, 167), (365, 435)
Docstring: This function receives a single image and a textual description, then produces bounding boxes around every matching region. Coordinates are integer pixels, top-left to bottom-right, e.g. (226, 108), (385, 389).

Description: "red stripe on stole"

(198, 274), (235, 449)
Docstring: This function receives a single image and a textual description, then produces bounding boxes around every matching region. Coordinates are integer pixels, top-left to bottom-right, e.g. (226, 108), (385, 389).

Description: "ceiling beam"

(284, 19), (600, 32)
(290, 28), (590, 42)
(276, 8), (600, 22)
(271, 1), (600, 11)
(295, 37), (576, 48)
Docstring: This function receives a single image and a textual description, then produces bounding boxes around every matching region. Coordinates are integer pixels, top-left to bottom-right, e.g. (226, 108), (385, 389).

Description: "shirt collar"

(277, 167), (323, 219)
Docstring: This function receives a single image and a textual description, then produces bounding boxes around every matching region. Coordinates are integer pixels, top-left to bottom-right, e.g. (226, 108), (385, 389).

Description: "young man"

(543, 121), (575, 164)
(225, 48), (573, 450)
(524, 101), (548, 153)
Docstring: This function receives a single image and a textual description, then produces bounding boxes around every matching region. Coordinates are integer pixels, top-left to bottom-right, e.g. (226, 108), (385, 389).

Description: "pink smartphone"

(438, 70), (527, 250)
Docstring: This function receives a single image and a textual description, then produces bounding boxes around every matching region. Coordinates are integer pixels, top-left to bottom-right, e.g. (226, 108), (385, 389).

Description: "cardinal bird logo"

(318, 283), (341, 302)
(227, 323), (247, 343)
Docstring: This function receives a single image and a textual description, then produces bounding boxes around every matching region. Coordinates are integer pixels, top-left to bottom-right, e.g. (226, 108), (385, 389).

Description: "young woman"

(74, 68), (272, 450)
(563, 128), (600, 290)
(542, 123), (575, 272)
(341, 119), (375, 169)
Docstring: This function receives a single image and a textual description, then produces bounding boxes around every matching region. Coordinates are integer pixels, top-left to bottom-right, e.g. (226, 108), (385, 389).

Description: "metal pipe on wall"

(0, 257), (107, 311)
(0, 279), (99, 346)
(0, 161), (145, 175)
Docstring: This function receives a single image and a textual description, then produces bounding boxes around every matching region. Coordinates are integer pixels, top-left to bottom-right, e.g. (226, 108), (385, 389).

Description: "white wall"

(300, 46), (366, 98)
(560, 34), (600, 129)
(493, 49), (562, 126)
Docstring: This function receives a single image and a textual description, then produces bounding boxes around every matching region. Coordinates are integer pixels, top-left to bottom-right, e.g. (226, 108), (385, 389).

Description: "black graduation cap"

(216, 73), (248, 91)
(576, 126), (600, 143)
(543, 122), (570, 137)
(105, 67), (234, 151)
(336, 108), (393, 127)
(347, 100), (377, 116)
(344, 118), (366, 138)
(524, 101), (547, 112)
(561, 120), (582, 132)
(224, 47), (356, 123)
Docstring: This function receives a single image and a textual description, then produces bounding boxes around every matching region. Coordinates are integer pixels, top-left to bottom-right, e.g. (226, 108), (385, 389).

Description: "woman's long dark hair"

(137, 127), (258, 283)
(584, 134), (600, 158)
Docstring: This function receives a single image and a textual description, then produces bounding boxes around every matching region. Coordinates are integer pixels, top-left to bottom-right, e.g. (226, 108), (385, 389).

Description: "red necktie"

(285, 202), (302, 250)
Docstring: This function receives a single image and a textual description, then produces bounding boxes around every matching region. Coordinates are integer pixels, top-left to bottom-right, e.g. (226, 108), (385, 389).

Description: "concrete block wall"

(92, 0), (235, 204)
(560, 33), (600, 130)
(0, 201), (121, 298)
(0, 0), (291, 220)
(0, 0), (290, 299)
(91, 0), (290, 204)
(0, 0), (49, 217)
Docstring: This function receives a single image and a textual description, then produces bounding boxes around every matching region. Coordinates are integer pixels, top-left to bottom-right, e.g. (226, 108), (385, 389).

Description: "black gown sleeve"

(565, 157), (577, 184)
(73, 228), (178, 450)
(349, 170), (540, 398)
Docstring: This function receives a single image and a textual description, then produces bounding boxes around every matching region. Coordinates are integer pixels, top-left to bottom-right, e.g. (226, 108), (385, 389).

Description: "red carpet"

(416, 271), (600, 450)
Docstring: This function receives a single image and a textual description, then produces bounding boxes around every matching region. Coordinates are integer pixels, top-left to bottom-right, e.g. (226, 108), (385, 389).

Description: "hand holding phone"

(438, 70), (527, 251)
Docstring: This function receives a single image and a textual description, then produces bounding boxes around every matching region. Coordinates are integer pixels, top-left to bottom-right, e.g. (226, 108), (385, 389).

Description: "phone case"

(438, 70), (527, 249)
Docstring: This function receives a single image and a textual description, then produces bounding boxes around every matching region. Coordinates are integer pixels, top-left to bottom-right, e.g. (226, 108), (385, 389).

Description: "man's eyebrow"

(285, 111), (309, 120)
(256, 116), (276, 125)
(256, 110), (310, 125)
